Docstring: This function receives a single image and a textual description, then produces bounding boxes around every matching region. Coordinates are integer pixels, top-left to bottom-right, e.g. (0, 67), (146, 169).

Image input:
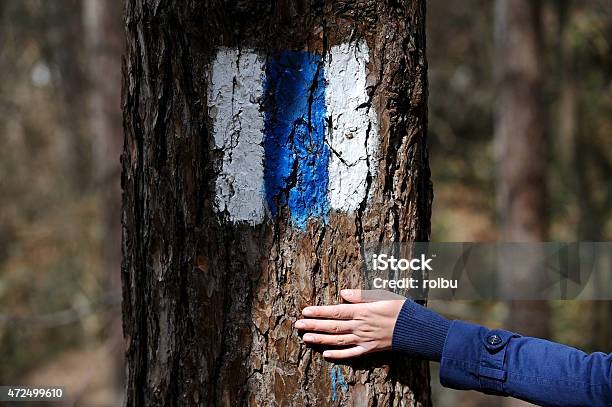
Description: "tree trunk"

(82, 0), (125, 401)
(122, 1), (432, 406)
(494, 1), (548, 405)
(557, 0), (576, 174)
(557, 0), (612, 358)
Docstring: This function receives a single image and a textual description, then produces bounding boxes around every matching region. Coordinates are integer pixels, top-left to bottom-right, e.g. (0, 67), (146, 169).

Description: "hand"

(295, 289), (405, 359)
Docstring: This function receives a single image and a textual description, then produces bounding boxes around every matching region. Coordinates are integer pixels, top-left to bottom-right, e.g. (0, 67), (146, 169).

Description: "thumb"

(340, 289), (365, 303)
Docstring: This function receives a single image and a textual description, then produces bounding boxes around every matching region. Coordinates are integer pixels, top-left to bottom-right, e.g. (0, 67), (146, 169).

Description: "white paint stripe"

(208, 49), (266, 224)
(325, 41), (379, 213)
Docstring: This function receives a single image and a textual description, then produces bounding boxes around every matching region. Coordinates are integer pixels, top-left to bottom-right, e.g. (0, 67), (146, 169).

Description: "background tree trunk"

(556, 0), (612, 359)
(82, 0), (125, 401)
(494, 1), (548, 405)
(122, 1), (432, 406)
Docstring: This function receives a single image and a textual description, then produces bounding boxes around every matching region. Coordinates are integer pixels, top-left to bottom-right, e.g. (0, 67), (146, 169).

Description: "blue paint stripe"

(263, 51), (329, 229)
(337, 366), (348, 393)
(330, 366), (337, 401)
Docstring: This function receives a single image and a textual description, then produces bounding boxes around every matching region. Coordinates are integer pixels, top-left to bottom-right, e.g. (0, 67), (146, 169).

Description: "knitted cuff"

(391, 299), (451, 362)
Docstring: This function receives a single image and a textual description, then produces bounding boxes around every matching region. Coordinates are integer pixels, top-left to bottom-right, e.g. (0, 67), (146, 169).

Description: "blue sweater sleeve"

(392, 299), (451, 361)
(392, 300), (612, 406)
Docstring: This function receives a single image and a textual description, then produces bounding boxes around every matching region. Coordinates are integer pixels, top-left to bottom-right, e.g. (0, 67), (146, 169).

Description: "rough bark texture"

(122, 1), (432, 406)
(494, 0), (550, 381)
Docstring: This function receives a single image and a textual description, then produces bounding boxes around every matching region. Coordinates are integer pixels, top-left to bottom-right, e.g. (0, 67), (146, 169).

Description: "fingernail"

(302, 307), (313, 317)
(341, 289), (352, 297)
(323, 351), (331, 358)
(295, 320), (304, 329)
(303, 333), (313, 341)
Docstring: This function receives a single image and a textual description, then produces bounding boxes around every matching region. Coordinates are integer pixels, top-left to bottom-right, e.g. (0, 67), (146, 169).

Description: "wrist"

(391, 299), (451, 362)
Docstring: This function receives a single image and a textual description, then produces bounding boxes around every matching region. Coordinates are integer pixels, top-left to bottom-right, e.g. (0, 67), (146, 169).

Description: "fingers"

(294, 318), (354, 333)
(322, 346), (368, 359)
(340, 289), (364, 304)
(302, 333), (360, 346)
(302, 304), (359, 319)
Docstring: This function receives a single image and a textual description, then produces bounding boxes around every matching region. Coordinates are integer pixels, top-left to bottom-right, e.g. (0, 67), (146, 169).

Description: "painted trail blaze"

(263, 51), (330, 229)
(209, 41), (377, 227)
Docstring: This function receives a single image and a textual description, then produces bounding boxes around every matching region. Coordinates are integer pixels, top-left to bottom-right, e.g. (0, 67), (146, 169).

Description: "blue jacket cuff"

(440, 320), (520, 395)
(391, 299), (451, 362)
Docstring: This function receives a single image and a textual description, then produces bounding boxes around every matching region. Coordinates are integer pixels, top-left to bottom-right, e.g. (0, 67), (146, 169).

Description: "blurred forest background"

(0, 0), (123, 405)
(0, 0), (610, 406)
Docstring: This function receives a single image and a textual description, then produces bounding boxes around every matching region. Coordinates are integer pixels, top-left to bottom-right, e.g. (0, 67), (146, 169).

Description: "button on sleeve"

(440, 321), (520, 394)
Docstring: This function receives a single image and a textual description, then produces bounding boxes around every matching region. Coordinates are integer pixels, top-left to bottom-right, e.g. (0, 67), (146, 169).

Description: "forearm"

(393, 300), (612, 406)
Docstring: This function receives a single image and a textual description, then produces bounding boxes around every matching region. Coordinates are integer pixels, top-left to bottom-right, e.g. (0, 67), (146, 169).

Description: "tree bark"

(122, 1), (432, 406)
